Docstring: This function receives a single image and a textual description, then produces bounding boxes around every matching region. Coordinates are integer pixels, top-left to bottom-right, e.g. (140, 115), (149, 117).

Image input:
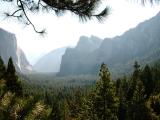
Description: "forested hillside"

(1, 0), (160, 119)
(1, 55), (160, 120)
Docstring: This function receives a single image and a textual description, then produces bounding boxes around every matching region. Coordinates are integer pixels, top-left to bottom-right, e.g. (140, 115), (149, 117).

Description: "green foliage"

(127, 61), (141, 101)
(1, 57), (160, 120)
(5, 57), (22, 96)
(0, 56), (6, 80)
(79, 63), (119, 120)
(49, 100), (63, 120)
(0, 92), (15, 120)
(146, 94), (160, 120)
(128, 80), (148, 120)
(141, 65), (154, 97)
(25, 101), (51, 120)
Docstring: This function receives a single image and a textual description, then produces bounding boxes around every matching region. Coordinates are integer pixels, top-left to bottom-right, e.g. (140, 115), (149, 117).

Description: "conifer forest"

(0, 1), (160, 119)
(0, 56), (160, 120)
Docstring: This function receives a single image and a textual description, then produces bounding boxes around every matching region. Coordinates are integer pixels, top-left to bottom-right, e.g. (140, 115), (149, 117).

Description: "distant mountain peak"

(33, 47), (67, 73)
(75, 35), (102, 52)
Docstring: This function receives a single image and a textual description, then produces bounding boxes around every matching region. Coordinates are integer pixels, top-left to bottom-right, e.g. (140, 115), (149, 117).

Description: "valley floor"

(0, 59), (160, 120)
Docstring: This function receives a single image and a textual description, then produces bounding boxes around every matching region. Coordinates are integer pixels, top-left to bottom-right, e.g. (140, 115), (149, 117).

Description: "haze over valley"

(1, 1), (160, 119)
(0, 10), (160, 76)
(0, 0), (160, 65)
(0, 11), (160, 76)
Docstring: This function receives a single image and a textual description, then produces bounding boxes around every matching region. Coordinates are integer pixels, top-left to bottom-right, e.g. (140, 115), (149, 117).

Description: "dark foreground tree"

(5, 57), (22, 96)
(141, 65), (154, 98)
(146, 93), (160, 120)
(128, 80), (150, 120)
(0, 56), (6, 80)
(127, 61), (141, 101)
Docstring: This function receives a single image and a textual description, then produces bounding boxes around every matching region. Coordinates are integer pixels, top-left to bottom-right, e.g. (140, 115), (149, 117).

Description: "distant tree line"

(0, 56), (160, 120)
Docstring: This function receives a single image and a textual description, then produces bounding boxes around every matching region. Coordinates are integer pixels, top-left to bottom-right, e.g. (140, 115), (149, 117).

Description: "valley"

(0, 6), (160, 120)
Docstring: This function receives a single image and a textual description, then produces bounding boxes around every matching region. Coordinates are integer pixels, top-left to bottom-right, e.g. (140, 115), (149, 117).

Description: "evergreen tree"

(146, 94), (160, 120)
(49, 100), (63, 120)
(132, 80), (145, 104)
(81, 63), (119, 120)
(5, 57), (22, 96)
(141, 65), (154, 97)
(152, 63), (160, 93)
(63, 100), (70, 120)
(116, 76), (129, 120)
(67, 89), (83, 118)
(128, 80), (150, 120)
(24, 101), (50, 120)
(133, 61), (141, 80)
(127, 61), (141, 100)
(0, 56), (6, 80)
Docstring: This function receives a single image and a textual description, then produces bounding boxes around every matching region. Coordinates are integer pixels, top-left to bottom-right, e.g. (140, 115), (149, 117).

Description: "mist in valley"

(0, 0), (160, 119)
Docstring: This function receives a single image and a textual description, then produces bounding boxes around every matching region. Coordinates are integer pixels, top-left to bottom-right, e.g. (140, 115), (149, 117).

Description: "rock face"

(58, 36), (103, 76)
(17, 47), (33, 73)
(33, 47), (67, 73)
(59, 12), (160, 76)
(0, 28), (32, 73)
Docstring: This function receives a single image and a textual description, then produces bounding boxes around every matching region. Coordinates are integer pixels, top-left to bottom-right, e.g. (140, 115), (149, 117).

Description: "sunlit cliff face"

(0, 28), (32, 73)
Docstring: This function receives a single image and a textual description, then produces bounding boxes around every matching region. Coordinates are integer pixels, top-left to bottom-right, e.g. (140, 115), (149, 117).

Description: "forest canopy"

(0, 56), (160, 120)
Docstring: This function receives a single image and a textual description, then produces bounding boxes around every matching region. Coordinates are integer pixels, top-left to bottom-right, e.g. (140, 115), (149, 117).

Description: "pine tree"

(96, 63), (119, 120)
(24, 101), (51, 120)
(81, 63), (119, 120)
(133, 61), (141, 80)
(0, 56), (6, 80)
(127, 61), (141, 100)
(132, 80), (145, 104)
(126, 62), (152, 120)
(146, 94), (160, 120)
(141, 65), (154, 97)
(63, 100), (70, 120)
(128, 80), (150, 120)
(116, 76), (129, 120)
(152, 63), (160, 93)
(5, 57), (22, 96)
(49, 100), (63, 120)
(67, 89), (83, 118)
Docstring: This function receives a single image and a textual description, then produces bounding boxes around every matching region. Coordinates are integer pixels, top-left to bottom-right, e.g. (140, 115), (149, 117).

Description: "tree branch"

(19, 0), (45, 34)
(2, 0), (108, 34)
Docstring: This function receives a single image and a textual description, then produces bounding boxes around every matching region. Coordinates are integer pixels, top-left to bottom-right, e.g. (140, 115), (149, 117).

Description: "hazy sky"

(0, 0), (160, 64)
